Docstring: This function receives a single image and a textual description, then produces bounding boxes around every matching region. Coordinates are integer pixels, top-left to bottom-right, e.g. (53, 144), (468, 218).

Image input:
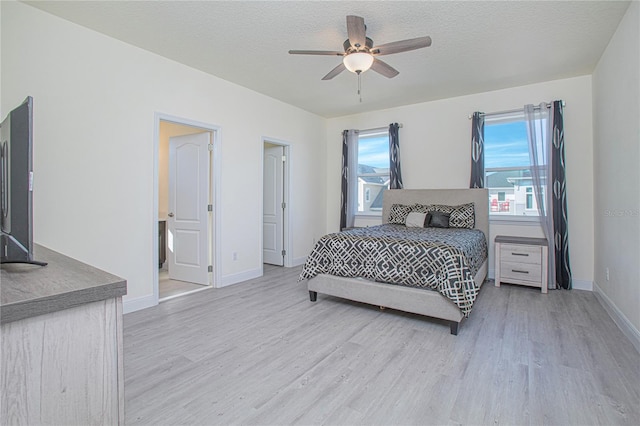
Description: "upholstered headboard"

(382, 189), (489, 242)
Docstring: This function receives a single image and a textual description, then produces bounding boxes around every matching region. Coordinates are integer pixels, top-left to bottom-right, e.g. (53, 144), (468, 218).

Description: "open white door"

(168, 133), (210, 285)
(263, 145), (284, 266)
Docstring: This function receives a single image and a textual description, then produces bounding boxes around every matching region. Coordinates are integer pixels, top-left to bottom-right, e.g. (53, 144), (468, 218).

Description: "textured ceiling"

(25, 1), (630, 118)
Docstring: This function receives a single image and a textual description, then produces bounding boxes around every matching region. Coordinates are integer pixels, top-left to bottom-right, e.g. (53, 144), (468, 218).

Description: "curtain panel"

(550, 101), (572, 289)
(525, 101), (572, 290)
(340, 129), (358, 230)
(389, 123), (403, 189)
(469, 112), (485, 188)
(525, 103), (554, 288)
(340, 130), (348, 230)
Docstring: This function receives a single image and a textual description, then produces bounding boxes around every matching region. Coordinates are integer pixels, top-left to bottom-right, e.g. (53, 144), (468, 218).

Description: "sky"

(358, 134), (389, 168)
(358, 121), (540, 170)
(484, 121), (531, 169)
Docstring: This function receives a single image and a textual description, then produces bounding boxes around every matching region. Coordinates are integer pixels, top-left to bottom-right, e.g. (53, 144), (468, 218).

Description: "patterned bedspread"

(299, 224), (488, 316)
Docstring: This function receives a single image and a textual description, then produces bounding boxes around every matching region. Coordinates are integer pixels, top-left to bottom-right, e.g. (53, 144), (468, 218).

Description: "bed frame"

(307, 188), (489, 335)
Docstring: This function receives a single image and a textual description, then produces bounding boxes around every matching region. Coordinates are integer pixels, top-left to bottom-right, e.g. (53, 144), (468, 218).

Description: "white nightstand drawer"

(500, 244), (542, 264)
(501, 261), (542, 284)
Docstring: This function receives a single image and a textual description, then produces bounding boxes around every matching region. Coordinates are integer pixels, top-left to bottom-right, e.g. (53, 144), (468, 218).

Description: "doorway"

(262, 139), (291, 269)
(154, 114), (221, 303)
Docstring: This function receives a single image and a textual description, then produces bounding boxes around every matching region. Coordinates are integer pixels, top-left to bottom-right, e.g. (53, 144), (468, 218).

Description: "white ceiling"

(25, 1), (630, 118)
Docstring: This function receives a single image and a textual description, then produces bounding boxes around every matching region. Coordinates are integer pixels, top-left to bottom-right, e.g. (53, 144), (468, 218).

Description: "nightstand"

(495, 235), (548, 293)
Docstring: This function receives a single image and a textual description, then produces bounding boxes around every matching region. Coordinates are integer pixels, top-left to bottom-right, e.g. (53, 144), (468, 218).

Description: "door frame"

(153, 113), (221, 305)
(261, 137), (291, 269)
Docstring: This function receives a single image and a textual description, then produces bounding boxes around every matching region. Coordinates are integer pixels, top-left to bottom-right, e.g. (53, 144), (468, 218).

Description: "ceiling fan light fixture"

(343, 52), (374, 74)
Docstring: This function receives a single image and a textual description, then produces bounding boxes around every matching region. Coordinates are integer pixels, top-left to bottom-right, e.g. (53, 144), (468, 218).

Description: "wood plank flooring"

(124, 265), (640, 425)
(159, 270), (208, 300)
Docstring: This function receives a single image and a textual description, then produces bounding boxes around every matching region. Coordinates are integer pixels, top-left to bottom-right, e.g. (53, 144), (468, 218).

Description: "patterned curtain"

(340, 130), (358, 230)
(550, 101), (572, 289)
(340, 130), (348, 230)
(525, 101), (572, 290)
(389, 123), (403, 189)
(469, 112), (485, 188)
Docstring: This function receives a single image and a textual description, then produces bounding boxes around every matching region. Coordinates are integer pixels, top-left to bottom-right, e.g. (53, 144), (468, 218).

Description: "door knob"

(168, 213), (174, 217)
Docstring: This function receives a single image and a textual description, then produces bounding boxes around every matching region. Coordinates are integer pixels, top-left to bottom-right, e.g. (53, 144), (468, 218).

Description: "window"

(526, 187), (533, 209)
(356, 130), (390, 215)
(484, 112), (546, 218)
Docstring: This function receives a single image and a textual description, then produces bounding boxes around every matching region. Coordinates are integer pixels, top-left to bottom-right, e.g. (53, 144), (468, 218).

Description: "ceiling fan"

(289, 15), (432, 81)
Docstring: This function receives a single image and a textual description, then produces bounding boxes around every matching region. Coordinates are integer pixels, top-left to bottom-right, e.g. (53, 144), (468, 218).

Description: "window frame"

(354, 128), (390, 218)
(484, 111), (545, 224)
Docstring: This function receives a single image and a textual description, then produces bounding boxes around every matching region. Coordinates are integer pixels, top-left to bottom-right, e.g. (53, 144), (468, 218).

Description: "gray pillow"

(424, 212), (432, 227)
(429, 211), (450, 228)
(405, 212), (427, 228)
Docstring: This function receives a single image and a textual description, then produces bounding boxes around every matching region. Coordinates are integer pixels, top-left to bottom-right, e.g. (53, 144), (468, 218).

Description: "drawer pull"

(511, 252), (529, 256)
(511, 269), (530, 274)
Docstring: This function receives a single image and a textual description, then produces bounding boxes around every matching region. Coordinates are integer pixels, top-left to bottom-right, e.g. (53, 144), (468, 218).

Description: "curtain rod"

(467, 101), (566, 119)
(360, 124), (403, 133)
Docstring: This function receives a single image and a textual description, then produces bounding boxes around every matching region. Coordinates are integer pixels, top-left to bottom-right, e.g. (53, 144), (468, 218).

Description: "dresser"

(1, 245), (127, 425)
(495, 235), (549, 293)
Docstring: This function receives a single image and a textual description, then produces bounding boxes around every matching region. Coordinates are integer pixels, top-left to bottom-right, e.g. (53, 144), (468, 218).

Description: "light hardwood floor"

(159, 269), (209, 300)
(124, 265), (640, 425)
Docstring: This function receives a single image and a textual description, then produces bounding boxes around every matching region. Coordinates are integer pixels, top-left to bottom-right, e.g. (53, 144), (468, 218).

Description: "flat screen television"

(0, 96), (46, 266)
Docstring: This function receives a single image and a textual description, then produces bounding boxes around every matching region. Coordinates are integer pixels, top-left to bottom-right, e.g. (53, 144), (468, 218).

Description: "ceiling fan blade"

(346, 15), (366, 49)
(370, 58), (399, 78)
(322, 63), (346, 80)
(371, 36), (432, 55)
(289, 50), (344, 56)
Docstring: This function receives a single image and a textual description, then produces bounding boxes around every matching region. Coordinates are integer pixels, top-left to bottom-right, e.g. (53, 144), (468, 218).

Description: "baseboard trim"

(219, 267), (262, 288)
(593, 280), (640, 354)
(487, 269), (591, 291)
(123, 294), (157, 314)
(572, 279), (593, 291)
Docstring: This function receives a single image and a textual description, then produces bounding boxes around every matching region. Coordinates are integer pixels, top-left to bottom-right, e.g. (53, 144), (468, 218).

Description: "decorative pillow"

(414, 203), (475, 229)
(412, 204), (430, 214)
(429, 211), (450, 228)
(405, 212), (428, 228)
(448, 203), (475, 229)
(424, 212), (432, 227)
(388, 204), (413, 224)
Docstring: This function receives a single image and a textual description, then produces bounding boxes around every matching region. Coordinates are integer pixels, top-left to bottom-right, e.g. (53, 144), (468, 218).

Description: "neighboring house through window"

(356, 129), (390, 215)
(484, 111), (545, 219)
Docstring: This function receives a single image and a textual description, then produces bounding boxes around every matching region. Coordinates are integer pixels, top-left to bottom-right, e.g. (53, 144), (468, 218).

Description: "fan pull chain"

(357, 71), (363, 103)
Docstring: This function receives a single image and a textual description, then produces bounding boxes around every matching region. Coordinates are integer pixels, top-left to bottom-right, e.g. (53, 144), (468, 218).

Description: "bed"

(300, 188), (489, 335)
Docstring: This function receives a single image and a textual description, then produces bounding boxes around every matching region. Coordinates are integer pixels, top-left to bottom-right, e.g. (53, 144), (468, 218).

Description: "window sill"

(490, 216), (542, 226)
(353, 214), (383, 228)
(354, 213), (382, 218)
